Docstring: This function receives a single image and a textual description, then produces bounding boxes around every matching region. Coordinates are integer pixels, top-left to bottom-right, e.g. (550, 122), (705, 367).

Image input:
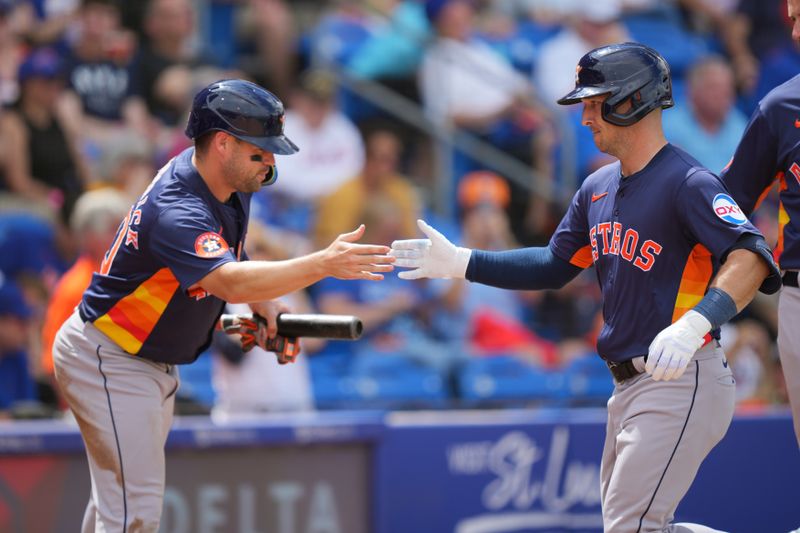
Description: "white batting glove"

(646, 310), (711, 381)
(390, 219), (472, 280)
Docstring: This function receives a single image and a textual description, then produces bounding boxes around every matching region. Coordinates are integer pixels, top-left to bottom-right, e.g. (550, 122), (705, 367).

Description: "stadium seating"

(561, 355), (614, 406)
(457, 355), (567, 407)
(311, 352), (448, 409)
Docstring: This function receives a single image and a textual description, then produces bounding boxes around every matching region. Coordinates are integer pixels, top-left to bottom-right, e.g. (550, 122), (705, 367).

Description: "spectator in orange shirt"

(40, 189), (129, 391)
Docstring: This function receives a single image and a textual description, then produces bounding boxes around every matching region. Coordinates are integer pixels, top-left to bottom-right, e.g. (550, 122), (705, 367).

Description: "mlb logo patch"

(712, 194), (747, 225)
(195, 232), (230, 258)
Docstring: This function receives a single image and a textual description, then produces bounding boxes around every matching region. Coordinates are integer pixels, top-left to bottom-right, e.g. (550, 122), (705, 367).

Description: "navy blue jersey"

(720, 74), (800, 270)
(550, 144), (761, 362)
(79, 148), (250, 364)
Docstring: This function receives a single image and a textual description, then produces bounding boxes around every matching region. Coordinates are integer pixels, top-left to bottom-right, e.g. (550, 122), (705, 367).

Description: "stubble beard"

(239, 171), (263, 193)
(223, 157), (262, 194)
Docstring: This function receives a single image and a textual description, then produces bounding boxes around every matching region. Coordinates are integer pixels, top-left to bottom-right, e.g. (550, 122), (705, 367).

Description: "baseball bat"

(276, 313), (363, 340)
(219, 313), (363, 340)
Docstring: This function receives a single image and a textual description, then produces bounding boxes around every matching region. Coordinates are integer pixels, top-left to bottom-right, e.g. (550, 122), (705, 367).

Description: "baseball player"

(391, 43), (781, 532)
(720, 0), (800, 448)
(51, 79), (395, 532)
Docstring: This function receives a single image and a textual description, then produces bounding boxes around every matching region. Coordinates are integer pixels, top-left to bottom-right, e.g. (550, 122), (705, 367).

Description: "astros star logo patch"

(195, 232), (230, 258)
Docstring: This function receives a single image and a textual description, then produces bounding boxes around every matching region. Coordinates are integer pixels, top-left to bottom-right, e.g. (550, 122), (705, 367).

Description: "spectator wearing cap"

(0, 275), (37, 413)
(314, 127), (421, 248)
(39, 189), (130, 404)
(251, 68), (365, 236)
(432, 170), (560, 367)
(451, 169), (600, 364)
(0, 47), (91, 223)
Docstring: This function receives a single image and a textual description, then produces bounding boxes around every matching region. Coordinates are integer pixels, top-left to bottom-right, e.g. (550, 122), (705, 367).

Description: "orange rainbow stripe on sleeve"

(94, 268), (180, 354)
(672, 244), (713, 323)
(569, 245), (594, 268)
(774, 173), (789, 267)
(776, 202), (789, 266)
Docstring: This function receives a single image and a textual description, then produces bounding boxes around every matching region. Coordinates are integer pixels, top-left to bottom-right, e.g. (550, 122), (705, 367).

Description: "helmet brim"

(240, 134), (300, 155)
(557, 86), (613, 106)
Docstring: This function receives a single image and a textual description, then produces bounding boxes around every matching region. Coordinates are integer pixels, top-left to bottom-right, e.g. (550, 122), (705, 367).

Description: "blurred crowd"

(0, 0), (792, 419)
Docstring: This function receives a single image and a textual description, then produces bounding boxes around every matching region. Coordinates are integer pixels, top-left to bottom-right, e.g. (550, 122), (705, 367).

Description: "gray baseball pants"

(53, 310), (180, 533)
(601, 343), (735, 533)
(778, 284), (800, 448)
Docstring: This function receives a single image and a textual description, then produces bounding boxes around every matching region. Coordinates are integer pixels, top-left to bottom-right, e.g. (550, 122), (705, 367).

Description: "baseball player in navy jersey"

(51, 79), (395, 532)
(720, 0), (800, 448)
(391, 43), (781, 532)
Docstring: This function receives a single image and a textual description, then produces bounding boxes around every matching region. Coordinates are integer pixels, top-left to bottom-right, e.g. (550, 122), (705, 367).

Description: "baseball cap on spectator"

(0, 275), (31, 320)
(425, 0), (473, 24)
(18, 48), (64, 83)
(297, 68), (337, 102)
(458, 170), (510, 210)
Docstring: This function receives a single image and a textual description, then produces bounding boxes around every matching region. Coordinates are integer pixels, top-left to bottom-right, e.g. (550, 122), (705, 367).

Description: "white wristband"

(453, 247), (472, 278)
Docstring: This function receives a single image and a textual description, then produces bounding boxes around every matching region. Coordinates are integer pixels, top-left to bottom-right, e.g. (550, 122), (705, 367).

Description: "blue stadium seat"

(311, 374), (361, 409)
(562, 355), (614, 406)
(309, 352), (359, 409)
(349, 354), (448, 409)
(458, 355), (566, 406)
(623, 16), (708, 78)
(177, 352), (215, 408)
(311, 353), (448, 409)
(309, 352), (352, 377)
(476, 20), (560, 73)
(306, 14), (373, 67)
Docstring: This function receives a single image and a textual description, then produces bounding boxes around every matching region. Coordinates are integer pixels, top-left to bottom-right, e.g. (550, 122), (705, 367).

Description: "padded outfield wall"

(0, 409), (796, 532)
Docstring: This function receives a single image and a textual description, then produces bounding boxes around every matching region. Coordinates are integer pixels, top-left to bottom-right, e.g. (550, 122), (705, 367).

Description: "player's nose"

(581, 106), (594, 127)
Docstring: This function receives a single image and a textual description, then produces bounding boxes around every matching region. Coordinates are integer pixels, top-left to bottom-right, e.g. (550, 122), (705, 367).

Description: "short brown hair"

(193, 131), (216, 157)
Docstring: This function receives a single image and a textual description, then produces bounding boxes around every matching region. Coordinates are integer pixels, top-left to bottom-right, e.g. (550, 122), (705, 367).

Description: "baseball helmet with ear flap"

(185, 79), (299, 154)
(185, 79), (297, 186)
(557, 42), (673, 126)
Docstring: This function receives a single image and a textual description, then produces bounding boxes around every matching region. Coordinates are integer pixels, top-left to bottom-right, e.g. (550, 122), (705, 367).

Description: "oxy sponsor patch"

(712, 193), (747, 225)
(195, 232), (229, 258)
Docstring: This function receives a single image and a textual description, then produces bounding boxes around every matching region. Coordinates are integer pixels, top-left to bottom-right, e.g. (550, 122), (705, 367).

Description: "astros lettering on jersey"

(550, 144), (761, 361)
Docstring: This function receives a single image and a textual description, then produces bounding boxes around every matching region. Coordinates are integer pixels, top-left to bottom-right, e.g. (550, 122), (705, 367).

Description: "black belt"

(606, 358), (644, 382)
(784, 271), (799, 288)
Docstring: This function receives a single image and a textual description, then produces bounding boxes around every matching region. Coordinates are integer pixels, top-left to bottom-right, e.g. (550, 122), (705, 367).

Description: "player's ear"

(212, 131), (232, 156)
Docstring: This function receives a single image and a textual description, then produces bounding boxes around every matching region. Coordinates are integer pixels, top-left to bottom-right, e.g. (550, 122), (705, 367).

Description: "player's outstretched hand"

(646, 310), (711, 381)
(322, 224), (395, 281)
(390, 219), (472, 280)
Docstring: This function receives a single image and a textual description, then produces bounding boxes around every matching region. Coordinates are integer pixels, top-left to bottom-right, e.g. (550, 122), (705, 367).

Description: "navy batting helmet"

(557, 42), (673, 126)
(185, 79), (299, 155)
